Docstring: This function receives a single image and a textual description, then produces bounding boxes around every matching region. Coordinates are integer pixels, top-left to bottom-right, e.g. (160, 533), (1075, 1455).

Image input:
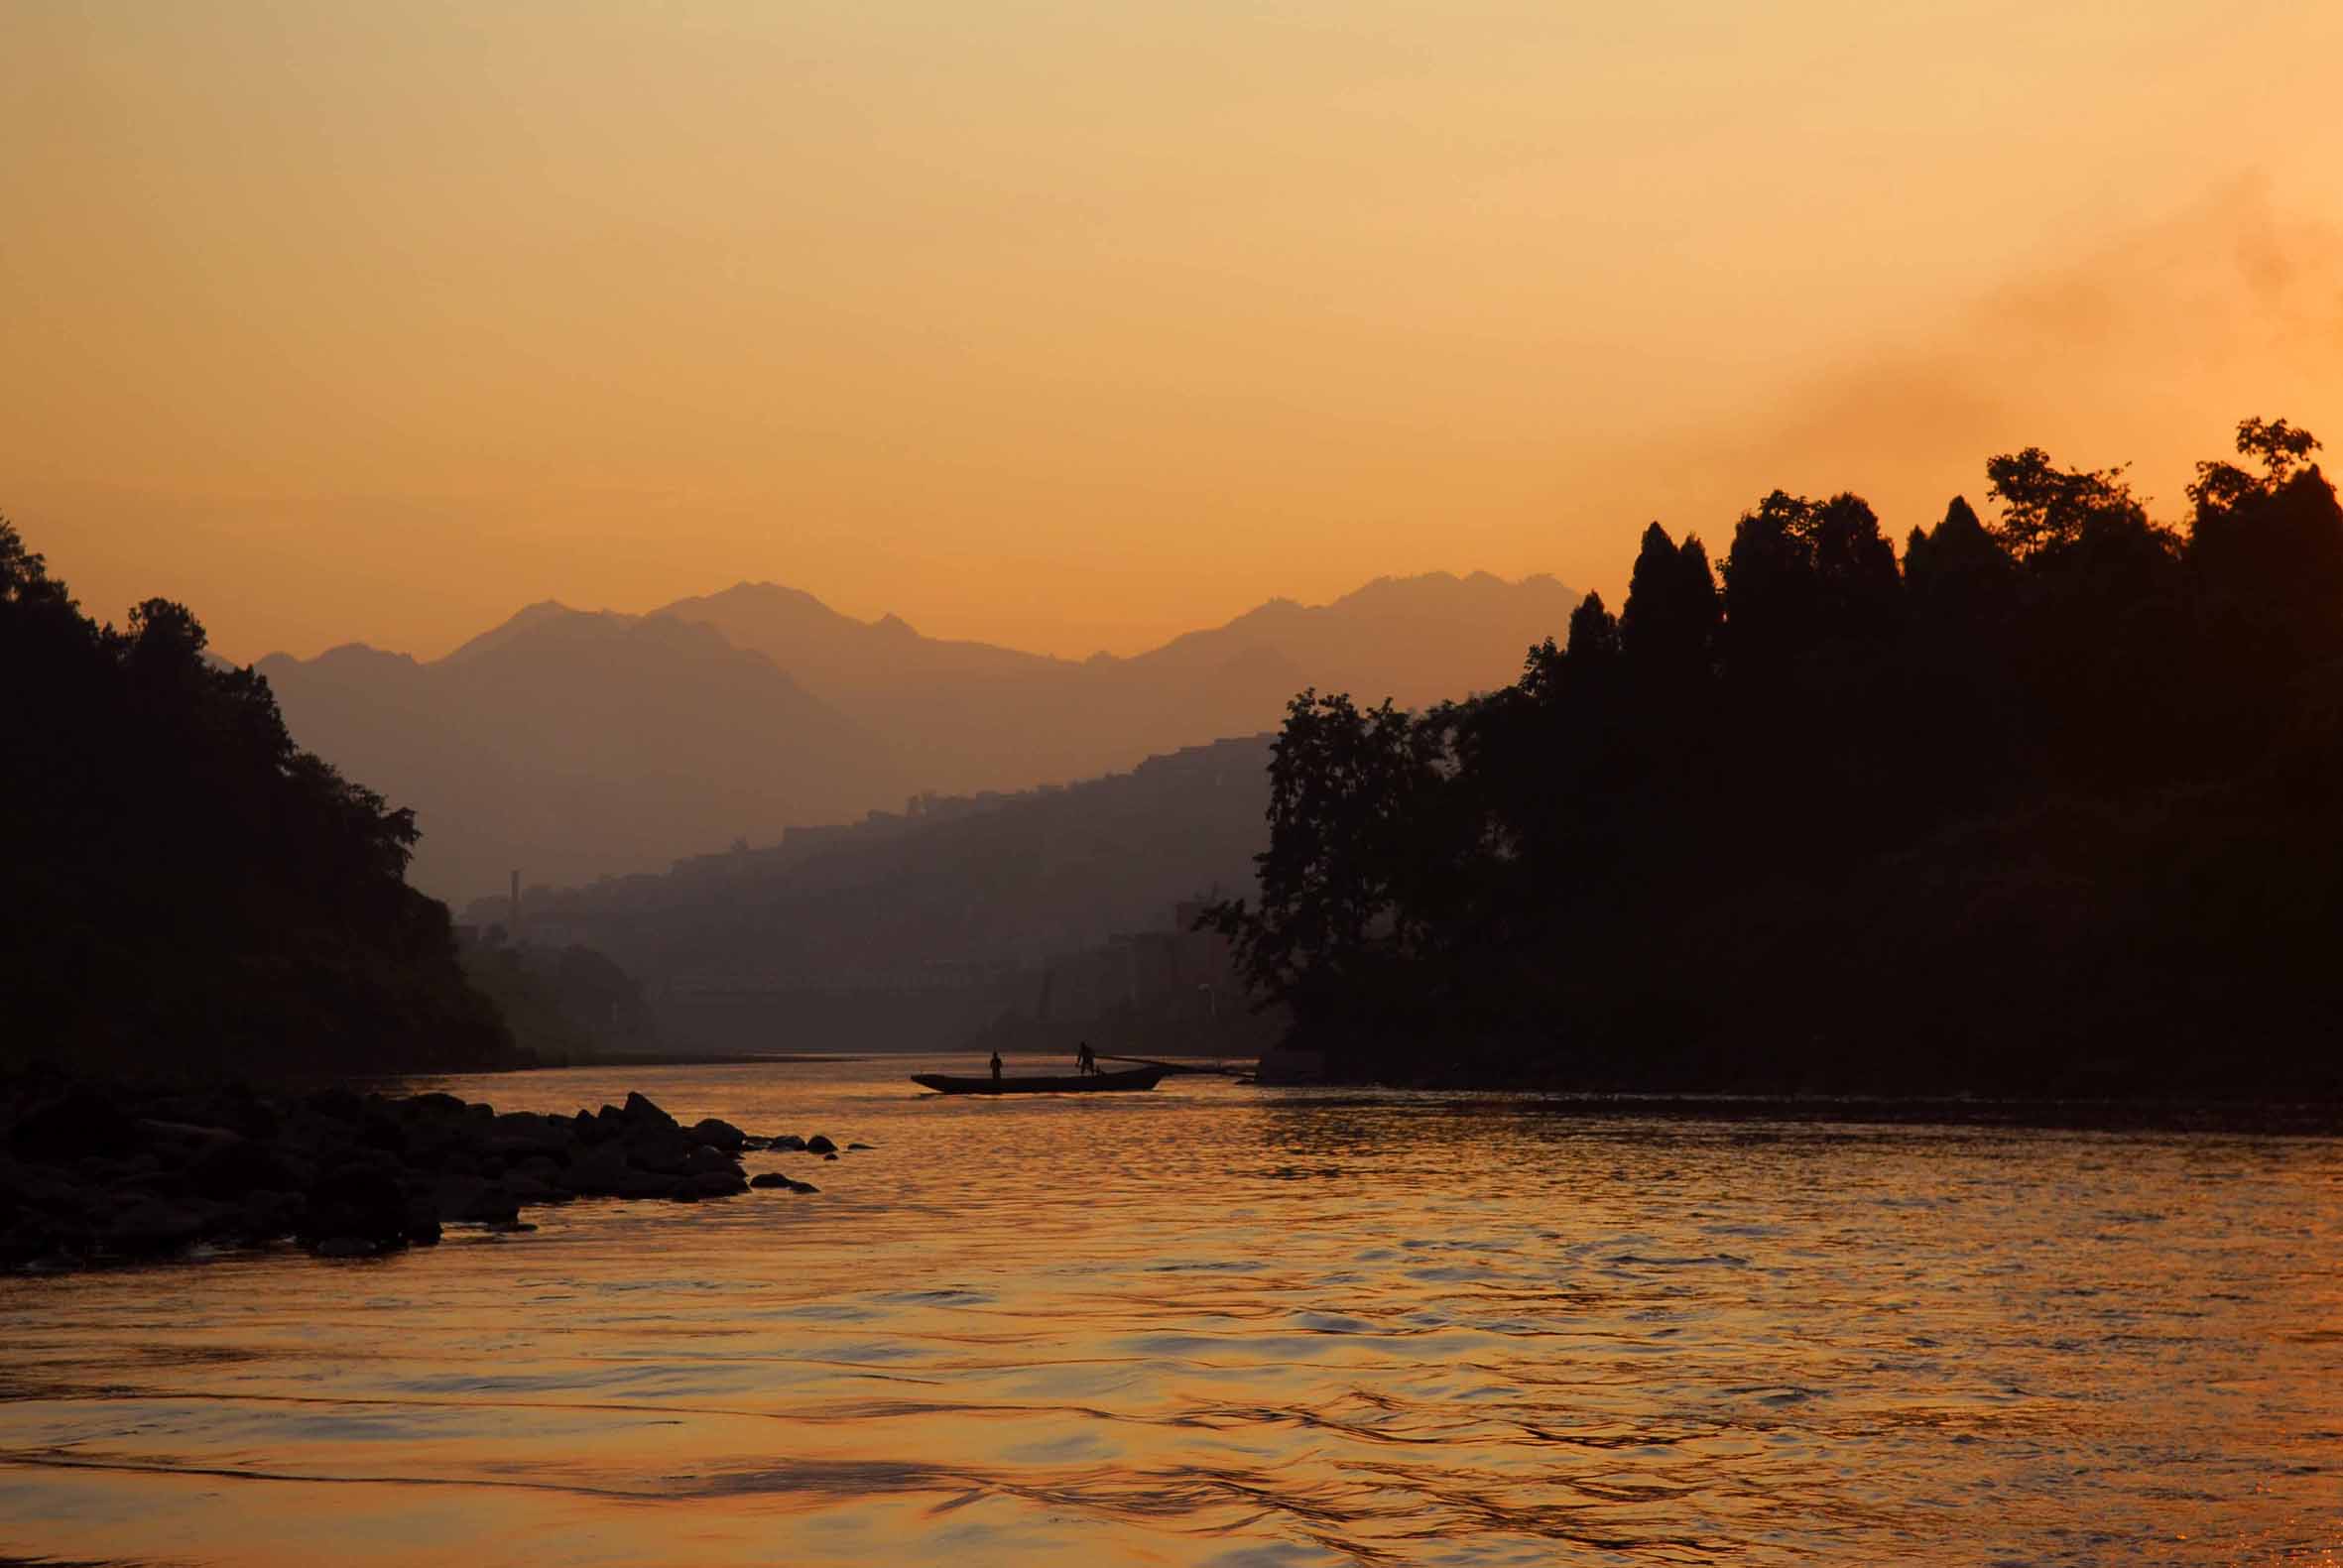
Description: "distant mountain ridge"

(259, 570), (1580, 900)
(257, 611), (900, 900)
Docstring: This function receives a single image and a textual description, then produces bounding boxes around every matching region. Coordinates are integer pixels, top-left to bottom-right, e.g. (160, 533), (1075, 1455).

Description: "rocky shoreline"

(1, 1071), (851, 1270)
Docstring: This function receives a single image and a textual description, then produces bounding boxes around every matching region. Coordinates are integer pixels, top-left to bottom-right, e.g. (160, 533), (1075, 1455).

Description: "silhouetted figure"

(989, 1050), (1002, 1082)
(1077, 1041), (1096, 1075)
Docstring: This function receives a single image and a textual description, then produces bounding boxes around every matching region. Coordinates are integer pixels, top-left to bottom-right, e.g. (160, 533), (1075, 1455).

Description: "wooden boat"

(910, 1066), (1167, 1095)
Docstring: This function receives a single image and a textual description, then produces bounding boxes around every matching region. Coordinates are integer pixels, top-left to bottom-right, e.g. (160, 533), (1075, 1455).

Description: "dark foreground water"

(3, 1058), (2339, 1566)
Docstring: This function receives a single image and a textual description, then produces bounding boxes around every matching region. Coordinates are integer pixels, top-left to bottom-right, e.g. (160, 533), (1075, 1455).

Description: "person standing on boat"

(1076, 1041), (1096, 1075)
(990, 1050), (1003, 1082)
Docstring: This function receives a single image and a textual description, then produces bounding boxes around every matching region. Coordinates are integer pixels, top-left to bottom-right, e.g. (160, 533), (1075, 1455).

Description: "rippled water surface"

(4, 1058), (2341, 1566)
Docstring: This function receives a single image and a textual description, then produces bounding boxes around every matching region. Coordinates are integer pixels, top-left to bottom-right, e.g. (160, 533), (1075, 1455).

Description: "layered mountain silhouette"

(257, 612), (898, 898)
(259, 571), (1577, 899)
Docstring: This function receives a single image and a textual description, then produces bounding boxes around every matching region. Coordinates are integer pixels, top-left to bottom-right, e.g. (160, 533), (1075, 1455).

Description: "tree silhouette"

(0, 515), (514, 1075)
(1215, 420), (2343, 1098)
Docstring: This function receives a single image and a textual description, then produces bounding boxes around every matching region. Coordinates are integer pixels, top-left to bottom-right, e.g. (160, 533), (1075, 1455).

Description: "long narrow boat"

(910, 1066), (1167, 1095)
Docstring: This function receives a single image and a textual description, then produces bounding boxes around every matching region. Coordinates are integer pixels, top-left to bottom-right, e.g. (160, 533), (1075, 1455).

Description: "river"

(3, 1056), (2338, 1565)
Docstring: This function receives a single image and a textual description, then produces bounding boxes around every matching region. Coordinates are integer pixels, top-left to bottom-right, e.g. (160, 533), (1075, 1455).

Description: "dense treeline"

(460, 938), (657, 1062)
(1209, 421), (2343, 1096)
(1, 520), (517, 1076)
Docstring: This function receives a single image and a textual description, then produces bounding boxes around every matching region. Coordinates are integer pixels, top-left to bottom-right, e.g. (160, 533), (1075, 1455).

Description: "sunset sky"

(8, 0), (2341, 663)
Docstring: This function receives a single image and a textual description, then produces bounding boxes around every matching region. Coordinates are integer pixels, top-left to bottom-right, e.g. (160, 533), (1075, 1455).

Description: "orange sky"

(7, 1), (2341, 663)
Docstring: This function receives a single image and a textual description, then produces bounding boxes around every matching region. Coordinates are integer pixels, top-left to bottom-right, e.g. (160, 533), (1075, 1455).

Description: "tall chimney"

(509, 869), (522, 942)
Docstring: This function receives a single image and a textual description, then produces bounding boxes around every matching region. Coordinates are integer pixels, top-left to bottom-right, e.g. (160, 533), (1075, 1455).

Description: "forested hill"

(1210, 420), (2343, 1098)
(0, 520), (516, 1077)
(478, 735), (1273, 990)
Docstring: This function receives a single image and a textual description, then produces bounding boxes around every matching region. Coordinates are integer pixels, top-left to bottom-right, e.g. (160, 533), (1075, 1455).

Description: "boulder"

(404, 1200), (443, 1247)
(748, 1172), (789, 1189)
(233, 1189), (303, 1244)
(626, 1173), (683, 1199)
(488, 1112), (568, 1158)
(687, 1118), (747, 1152)
(304, 1086), (365, 1124)
(10, 1087), (140, 1163)
(299, 1167), (410, 1252)
(186, 1136), (299, 1201)
(624, 1134), (696, 1176)
(502, 1170), (565, 1207)
(804, 1135), (837, 1155)
(355, 1103), (409, 1156)
(432, 1174), (520, 1226)
(622, 1092), (678, 1133)
(107, 1198), (210, 1257)
(767, 1135), (807, 1151)
(565, 1146), (634, 1197)
(150, 1086), (280, 1141)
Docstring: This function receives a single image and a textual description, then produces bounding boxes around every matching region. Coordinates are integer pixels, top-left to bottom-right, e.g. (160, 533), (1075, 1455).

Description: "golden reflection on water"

(2, 1058), (2340, 1566)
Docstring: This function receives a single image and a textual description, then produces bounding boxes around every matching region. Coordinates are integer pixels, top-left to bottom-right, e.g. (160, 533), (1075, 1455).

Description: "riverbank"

(0, 1069), (850, 1271)
(1295, 1077), (2343, 1135)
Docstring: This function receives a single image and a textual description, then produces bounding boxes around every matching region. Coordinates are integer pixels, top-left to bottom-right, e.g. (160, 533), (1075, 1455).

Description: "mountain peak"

(439, 599), (626, 663)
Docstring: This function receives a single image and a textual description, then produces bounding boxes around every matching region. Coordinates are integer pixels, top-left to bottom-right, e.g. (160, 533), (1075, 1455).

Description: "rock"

(355, 1103), (409, 1156)
(432, 1174), (520, 1226)
(108, 1199), (210, 1257)
(186, 1135), (298, 1201)
(299, 1167), (409, 1252)
(684, 1170), (747, 1199)
(687, 1118), (746, 1152)
(304, 1086), (366, 1124)
(233, 1189), (302, 1244)
(150, 1086), (280, 1141)
(749, 1172), (789, 1189)
(847, 1143), (875, 1150)
(503, 1171), (564, 1207)
(139, 1118), (241, 1157)
(565, 1146), (634, 1197)
(0, 1216), (67, 1267)
(822, 1152), (838, 1161)
(0, 1072), (815, 1270)
(10, 1087), (139, 1163)
(491, 1111), (566, 1148)
(625, 1134), (696, 1176)
(622, 1092), (678, 1133)
(404, 1201), (443, 1247)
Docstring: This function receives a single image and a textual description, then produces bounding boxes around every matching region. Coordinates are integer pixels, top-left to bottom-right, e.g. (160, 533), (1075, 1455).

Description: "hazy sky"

(8, 0), (2341, 663)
